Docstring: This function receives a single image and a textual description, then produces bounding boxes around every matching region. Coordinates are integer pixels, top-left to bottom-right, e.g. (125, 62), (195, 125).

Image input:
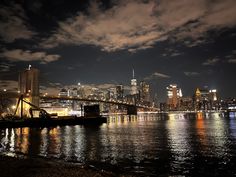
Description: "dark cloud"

(202, 58), (220, 66)
(40, 0), (236, 51)
(145, 72), (170, 80)
(228, 59), (236, 63)
(0, 49), (60, 63)
(0, 3), (35, 42)
(0, 80), (18, 91)
(0, 63), (14, 72)
(184, 72), (200, 77)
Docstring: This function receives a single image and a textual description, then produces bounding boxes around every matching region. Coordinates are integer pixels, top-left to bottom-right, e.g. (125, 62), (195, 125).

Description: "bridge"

(0, 66), (156, 116)
(0, 91), (157, 116)
(41, 95), (157, 115)
(41, 95), (152, 108)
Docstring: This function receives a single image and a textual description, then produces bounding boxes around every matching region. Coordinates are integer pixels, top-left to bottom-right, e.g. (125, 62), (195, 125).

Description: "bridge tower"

(18, 65), (39, 107)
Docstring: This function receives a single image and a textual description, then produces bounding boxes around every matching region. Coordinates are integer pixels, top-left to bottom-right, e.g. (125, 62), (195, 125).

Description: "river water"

(1, 112), (236, 176)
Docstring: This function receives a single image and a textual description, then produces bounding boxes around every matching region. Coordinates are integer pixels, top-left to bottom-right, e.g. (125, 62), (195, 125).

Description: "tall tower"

(18, 65), (39, 106)
(130, 69), (138, 95)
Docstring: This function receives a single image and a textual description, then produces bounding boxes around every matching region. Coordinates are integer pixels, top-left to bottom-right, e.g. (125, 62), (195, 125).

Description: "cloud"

(40, 0), (236, 52)
(0, 80), (18, 91)
(41, 1), (163, 51)
(228, 59), (236, 63)
(171, 0), (236, 41)
(0, 63), (14, 72)
(184, 71), (200, 76)
(0, 3), (35, 42)
(0, 49), (60, 63)
(145, 72), (170, 80)
(162, 48), (183, 57)
(202, 58), (220, 66)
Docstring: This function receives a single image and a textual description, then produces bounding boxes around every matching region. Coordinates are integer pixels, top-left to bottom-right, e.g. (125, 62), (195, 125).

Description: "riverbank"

(0, 155), (117, 177)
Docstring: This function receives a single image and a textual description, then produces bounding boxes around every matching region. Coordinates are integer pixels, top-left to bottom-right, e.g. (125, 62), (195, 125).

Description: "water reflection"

(0, 113), (236, 176)
(196, 112), (208, 150)
(167, 113), (192, 173)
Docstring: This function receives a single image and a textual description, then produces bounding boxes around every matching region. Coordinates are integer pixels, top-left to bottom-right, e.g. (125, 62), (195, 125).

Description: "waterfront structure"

(18, 65), (39, 106)
(166, 84), (182, 110)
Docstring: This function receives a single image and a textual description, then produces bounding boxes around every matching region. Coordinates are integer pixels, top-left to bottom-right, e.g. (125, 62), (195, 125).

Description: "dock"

(0, 116), (107, 128)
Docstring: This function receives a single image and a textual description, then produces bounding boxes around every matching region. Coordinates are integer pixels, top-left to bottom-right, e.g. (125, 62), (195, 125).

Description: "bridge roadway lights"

(127, 105), (137, 115)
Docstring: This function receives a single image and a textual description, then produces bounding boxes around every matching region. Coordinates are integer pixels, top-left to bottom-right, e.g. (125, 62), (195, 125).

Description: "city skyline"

(0, 0), (236, 102)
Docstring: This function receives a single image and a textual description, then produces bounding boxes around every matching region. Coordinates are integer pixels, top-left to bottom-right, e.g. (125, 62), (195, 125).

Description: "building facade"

(166, 84), (182, 110)
(139, 81), (150, 105)
(194, 88), (219, 110)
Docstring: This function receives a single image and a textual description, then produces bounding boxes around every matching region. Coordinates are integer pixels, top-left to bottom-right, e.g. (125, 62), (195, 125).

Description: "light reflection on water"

(1, 113), (236, 176)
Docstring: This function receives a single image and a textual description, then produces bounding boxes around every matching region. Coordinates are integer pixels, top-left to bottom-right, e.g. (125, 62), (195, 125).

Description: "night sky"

(0, 0), (236, 102)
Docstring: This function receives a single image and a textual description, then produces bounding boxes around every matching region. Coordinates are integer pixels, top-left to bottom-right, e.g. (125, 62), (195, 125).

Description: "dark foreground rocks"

(0, 155), (117, 177)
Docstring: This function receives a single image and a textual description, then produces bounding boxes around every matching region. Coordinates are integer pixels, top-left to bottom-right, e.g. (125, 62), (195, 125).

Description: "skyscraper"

(139, 81), (150, 103)
(130, 69), (138, 95)
(116, 84), (124, 101)
(18, 65), (39, 106)
(167, 84), (182, 110)
(194, 88), (219, 110)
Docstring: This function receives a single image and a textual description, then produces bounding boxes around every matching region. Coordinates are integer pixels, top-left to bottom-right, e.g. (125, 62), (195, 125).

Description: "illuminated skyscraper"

(18, 65), (39, 106)
(194, 88), (218, 110)
(167, 84), (182, 110)
(209, 89), (218, 101)
(77, 84), (86, 98)
(116, 84), (124, 101)
(130, 69), (138, 95)
(139, 81), (150, 103)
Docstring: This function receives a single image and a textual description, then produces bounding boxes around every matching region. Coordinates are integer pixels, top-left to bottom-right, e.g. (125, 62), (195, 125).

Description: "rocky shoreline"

(0, 155), (118, 177)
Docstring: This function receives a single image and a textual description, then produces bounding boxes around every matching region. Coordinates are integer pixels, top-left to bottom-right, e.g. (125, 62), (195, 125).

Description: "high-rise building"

(107, 88), (116, 100)
(77, 83), (86, 98)
(209, 89), (218, 101)
(139, 81), (150, 103)
(130, 69), (138, 95)
(59, 88), (68, 97)
(116, 84), (124, 101)
(194, 88), (219, 110)
(68, 88), (78, 97)
(166, 84), (182, 110)
(18, 65), (39, 106)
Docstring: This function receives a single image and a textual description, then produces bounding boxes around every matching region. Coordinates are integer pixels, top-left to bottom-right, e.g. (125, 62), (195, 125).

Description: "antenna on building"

(132, 68), (135, 79)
